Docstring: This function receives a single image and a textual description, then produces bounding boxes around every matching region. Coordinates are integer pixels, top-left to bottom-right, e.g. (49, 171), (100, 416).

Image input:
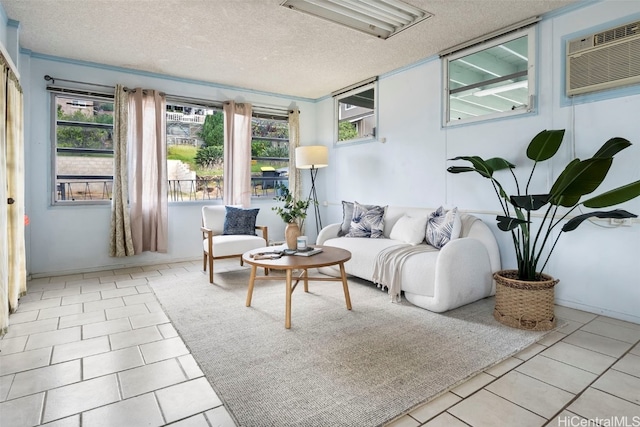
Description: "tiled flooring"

(1, 259), (639, 427)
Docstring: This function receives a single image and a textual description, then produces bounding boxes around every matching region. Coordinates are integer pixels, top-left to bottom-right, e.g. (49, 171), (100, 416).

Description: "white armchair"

(201, 206), (269, 283)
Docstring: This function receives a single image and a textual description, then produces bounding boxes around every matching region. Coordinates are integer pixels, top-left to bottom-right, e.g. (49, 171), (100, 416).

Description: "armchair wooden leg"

(208, 254), (214, 283)
(203, 253), (207, 271)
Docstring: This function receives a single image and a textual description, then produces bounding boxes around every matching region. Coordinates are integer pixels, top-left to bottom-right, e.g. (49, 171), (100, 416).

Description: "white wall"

(315, 1), (640, 323)
(20, 55), (317, 277)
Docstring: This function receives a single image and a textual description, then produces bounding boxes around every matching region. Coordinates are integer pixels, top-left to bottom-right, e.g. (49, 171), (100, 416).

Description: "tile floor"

(0, 259), (638, 427)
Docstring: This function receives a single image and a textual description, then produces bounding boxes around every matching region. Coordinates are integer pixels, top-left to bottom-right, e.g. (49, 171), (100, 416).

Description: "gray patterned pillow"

(338, 201), (379, 237)
(425, 206), (461, 249)
(223, 206), (259, 235)
(345, 202), (386, 238)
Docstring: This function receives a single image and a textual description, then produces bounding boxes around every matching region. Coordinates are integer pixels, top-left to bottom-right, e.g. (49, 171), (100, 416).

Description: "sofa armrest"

(431, 237), (493, 312)
(317, 223), (342, 245)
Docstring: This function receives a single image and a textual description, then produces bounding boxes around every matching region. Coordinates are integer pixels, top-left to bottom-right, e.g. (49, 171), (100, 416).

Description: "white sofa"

(316, 206), (501, 312)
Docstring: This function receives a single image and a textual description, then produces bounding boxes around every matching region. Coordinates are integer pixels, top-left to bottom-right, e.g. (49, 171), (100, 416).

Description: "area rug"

(149, 265), (552, 427)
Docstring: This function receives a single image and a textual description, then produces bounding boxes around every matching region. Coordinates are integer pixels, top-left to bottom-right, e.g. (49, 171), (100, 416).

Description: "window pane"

(446, 31), (533, 124)
(251, 117), (289, 198)
(167, 103), (223, 202)
(337, 86), (376, 142)
(54, 95), (114, 203)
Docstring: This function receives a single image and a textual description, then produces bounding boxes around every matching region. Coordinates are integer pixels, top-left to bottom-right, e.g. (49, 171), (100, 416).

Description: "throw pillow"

(338, 201), (378, 237)
(345, 201), (386, 238)
(425, 206), (462, 249)
(389, 214), (428, 245)
(223, 206), (259, 236)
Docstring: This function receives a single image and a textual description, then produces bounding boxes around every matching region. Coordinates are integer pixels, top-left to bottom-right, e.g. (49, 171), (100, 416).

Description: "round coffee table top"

(242, 246), (351, 270)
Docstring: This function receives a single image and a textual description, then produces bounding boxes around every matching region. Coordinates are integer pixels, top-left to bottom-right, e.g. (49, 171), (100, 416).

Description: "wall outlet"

(610, 218), (634, 226)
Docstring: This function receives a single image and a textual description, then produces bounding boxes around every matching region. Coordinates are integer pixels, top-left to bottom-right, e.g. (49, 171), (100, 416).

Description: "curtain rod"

(43, 74), (290, 116)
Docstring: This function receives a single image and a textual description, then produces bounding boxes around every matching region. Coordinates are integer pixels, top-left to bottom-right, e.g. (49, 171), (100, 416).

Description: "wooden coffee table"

(242, 246), (352, 329)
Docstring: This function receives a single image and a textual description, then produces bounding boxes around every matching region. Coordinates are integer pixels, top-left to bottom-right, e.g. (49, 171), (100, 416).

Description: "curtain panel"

(223, 101), (252, 207)
(109, 85), (134, 257)
(288, 110), (301, 202)
(0, 57), (26, 334)
(128, 89), (168, 253)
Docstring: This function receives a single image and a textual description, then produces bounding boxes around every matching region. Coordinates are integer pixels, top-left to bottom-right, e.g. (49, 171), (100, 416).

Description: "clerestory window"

(443, 26), (536, 126)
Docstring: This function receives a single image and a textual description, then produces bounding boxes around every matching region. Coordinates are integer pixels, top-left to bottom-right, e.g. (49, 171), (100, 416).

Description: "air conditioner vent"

(594, 21), (640, 46)
(567, 20), (640, 96)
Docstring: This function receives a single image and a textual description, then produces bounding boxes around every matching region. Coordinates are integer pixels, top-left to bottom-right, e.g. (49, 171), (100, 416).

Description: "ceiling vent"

(566, 20), (640, 96)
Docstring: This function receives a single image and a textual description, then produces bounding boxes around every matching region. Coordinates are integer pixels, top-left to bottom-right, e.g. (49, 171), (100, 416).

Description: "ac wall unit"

(566, 20), (640, 96)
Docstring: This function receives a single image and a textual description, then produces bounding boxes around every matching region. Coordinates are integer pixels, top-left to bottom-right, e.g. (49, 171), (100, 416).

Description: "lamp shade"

(295, 146), (329, 169)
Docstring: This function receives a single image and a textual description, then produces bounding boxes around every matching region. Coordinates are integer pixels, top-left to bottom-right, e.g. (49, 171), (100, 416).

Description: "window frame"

(334, 81), (378, 146)
(51, 92), (115, 206)
(442, 26), (537, 127)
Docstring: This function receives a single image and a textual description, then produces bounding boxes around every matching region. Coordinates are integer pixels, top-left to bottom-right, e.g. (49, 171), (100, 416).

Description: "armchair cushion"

(223, 206), (259, 236)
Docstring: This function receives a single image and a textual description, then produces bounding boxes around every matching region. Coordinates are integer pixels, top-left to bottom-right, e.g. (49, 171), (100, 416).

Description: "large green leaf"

(510, 194), (551, 211)
(448, 156), (493, 177)
(592, 137), (631, 158)
(583, 180), (640, 208)
(562, 209), (638, 232)
(496, 215), (529, 231)
(485, 157), (515, 172)
(526, 129), (565, 162)
(550, 158), (613, 207)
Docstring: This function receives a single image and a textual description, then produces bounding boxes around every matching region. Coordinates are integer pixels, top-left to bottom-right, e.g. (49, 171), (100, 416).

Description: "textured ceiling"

(1, 0), (578, 99)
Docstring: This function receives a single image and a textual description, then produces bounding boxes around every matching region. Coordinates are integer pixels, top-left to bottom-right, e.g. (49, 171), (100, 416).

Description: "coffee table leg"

(285, 269), (292, 329)
(246, 265), (257, 307)
(303, 268), (309, 292)
(339, 263), (352, 310)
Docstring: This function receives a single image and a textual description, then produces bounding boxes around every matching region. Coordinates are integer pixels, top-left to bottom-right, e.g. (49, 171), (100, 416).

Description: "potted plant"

(448, 129), (640, 330)
(272, 184), (311, 249)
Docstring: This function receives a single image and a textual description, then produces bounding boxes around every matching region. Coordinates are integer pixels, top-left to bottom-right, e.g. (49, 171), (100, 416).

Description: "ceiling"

(1, 0), (579, 100)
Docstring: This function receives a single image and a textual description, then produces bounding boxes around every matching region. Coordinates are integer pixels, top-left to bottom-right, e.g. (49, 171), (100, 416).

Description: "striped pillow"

(426, 207), (461, 249)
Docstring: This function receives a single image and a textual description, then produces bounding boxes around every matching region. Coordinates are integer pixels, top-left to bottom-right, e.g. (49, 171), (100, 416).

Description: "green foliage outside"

(56, 102), (114, 150)
(338, 120), (358, 141)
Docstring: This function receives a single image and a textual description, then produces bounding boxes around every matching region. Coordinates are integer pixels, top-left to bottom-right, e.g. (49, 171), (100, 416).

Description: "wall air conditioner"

(566, 20), (640, 96)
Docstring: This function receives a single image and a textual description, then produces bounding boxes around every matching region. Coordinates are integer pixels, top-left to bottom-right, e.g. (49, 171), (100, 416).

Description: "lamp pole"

(307, 165), (322, 235)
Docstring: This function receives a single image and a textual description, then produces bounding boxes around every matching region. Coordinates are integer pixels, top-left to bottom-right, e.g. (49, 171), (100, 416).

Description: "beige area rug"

(149, 265), (551, 427)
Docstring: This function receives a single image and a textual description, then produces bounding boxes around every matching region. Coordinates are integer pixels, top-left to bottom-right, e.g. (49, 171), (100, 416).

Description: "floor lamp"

(295, 145), (328, 236)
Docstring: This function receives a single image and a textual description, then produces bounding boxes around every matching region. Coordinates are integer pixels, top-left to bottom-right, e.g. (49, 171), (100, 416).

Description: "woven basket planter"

(493, 269), (559, 331)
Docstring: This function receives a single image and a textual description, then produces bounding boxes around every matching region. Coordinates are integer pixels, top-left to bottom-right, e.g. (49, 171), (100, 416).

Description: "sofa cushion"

(425, 206), (461, 249)
(389, 214), (428, 245)
(346, 202), (386, 238)
(223, 206), (259, 235)
(338, 201), (379, 237)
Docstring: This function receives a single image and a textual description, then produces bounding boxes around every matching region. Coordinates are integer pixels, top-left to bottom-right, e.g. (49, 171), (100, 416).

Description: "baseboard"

(555, 298), (640, 325)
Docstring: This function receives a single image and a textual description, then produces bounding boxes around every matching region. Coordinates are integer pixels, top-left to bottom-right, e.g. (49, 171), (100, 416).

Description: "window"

(334, 81), (377, 144)
(443, 26), (536, 126)
(165, 100), (289, 201)
(52, 94), (114, 203)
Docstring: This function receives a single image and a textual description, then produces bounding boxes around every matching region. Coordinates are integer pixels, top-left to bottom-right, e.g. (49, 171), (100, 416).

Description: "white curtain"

(128, 89), (168, 253)
(109, 85), (134, 257)
(1, 57), (26, 334)
(288, 109), (302, 201)
(223, 101), (252, 207)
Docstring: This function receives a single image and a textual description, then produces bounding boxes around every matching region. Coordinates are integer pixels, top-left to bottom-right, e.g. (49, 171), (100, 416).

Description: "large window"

(165, 100), (289, 201)
(443, 26), (536, 126)
(52, 94), (289, 204)
(52, 93), (114, 204)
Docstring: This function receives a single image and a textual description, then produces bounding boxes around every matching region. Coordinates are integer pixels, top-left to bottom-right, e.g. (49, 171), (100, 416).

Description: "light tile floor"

(1, 259), (638, 427)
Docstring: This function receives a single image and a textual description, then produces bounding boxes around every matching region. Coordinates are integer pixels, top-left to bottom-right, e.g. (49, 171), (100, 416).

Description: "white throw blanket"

(372, 244), (439, 302)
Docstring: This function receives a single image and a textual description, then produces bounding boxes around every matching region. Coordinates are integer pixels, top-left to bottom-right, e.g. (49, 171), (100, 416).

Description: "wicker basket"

(493, 269), (559, 331)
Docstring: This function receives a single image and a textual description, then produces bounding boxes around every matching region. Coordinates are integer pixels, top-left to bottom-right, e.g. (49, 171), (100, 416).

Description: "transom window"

(443, 26), (536, 126)
(335, 81), (377, 144)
